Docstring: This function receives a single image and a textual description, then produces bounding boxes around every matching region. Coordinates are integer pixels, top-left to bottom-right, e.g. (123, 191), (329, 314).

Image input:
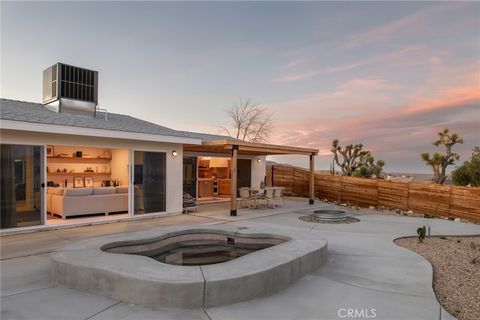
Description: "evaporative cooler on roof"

(43, 63), (98, 116)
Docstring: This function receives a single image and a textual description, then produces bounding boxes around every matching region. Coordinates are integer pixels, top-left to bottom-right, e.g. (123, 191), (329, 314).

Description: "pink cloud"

(273, 45), (425, 83)
(283, 58), (307, 68)
(346, 3), (468, 48)
(272, 70), (321, 83)
(328, 45), (425, 73)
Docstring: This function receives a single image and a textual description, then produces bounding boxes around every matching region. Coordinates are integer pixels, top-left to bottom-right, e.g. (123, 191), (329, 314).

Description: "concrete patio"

(1, 199), (479, 320)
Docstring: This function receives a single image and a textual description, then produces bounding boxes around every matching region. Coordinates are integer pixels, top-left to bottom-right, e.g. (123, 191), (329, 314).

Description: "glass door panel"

(183, 156), (197, 198)
(133, 151), (166, 214)
(1, 144), (43, 229)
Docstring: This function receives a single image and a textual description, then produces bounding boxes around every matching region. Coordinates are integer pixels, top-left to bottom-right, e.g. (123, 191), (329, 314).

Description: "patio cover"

(184, 140), (319, 216)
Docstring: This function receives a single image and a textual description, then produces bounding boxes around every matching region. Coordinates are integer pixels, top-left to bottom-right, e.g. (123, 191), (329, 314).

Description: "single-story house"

(0, 63), (318, 233)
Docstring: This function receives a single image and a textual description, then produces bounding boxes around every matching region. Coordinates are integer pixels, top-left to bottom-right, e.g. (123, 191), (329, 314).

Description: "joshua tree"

(331, 139), (385, 177)
(222, 99), (273, 143)
(421, 129), (464, 184)
(354, 154), (385, 178)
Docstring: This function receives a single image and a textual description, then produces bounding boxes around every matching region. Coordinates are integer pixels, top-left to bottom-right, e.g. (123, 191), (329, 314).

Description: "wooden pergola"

(184, 140), (319, 216)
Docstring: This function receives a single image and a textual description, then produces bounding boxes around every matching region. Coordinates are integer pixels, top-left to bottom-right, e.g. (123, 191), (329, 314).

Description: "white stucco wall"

(1, 129), (184, 215)
(246, 155), (267, 188)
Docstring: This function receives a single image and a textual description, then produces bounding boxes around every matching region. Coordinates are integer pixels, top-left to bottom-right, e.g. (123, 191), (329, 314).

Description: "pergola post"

(230, 145), (238, 216)
(309, 154), (315, 205)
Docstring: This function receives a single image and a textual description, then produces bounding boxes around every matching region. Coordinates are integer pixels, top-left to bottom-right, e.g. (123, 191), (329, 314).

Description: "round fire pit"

(300, 210), (359, 224)
(313, 210), (348, 222)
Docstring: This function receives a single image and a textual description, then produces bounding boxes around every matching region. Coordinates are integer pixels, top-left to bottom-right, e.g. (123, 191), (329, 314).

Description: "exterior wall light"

(257, 158), (261, 163)
(172, 150), (178, 157)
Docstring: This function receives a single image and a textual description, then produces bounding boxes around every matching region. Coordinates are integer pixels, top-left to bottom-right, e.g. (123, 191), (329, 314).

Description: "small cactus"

(417, 226), (426, 243)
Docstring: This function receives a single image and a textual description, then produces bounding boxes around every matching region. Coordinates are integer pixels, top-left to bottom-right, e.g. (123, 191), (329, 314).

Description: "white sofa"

(47, 187), (128, 219)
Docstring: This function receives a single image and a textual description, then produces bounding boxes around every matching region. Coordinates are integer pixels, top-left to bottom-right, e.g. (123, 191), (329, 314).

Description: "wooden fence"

(266, 165), (480, 223)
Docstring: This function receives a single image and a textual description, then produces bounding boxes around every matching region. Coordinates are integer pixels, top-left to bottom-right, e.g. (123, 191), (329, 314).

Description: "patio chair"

(183, 193), (198, 213)
(238, 188), (253, 208)
(273, 187), (284, 207)
(256, 188), (274, 208)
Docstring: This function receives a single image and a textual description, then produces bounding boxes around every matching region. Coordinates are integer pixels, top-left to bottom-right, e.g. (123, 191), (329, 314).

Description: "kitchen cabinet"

(198, 179), (214, 198)
(218, 179), (231, 195)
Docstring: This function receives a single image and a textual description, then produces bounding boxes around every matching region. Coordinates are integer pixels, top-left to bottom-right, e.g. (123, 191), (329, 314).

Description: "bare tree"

(222, 99), (273, 143)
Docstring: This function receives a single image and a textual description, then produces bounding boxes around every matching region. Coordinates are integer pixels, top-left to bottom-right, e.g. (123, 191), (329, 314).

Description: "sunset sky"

(1, 1), (479, 173)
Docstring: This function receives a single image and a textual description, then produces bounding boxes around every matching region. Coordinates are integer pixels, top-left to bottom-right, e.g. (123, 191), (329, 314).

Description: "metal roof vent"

(43, 63), (98, 117)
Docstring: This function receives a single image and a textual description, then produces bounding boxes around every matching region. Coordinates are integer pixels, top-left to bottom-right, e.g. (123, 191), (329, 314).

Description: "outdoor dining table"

(244, 187), (282, 209)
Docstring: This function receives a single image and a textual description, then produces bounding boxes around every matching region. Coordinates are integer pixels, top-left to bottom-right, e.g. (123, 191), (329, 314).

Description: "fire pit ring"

(313, 210), (348, 222)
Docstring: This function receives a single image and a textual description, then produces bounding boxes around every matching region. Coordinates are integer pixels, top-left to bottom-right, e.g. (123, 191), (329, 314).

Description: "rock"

(454, 218), (461, 222)
(395, 209), (401, 214)
(340, 203), (347, 207)
(368, 206), (375, 210)
(407, 210), (413, 214)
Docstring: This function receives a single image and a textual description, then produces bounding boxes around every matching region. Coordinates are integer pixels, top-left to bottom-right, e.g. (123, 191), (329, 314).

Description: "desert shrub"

(452, 147), (480, 187)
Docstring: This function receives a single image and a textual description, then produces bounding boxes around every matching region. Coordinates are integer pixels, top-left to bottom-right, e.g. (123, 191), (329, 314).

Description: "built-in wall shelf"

(48, 172), (111, 176)
(47, 157), (111, 162)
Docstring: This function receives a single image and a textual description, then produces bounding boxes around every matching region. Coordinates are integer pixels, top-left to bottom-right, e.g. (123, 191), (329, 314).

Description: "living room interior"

(46, 145), (129, 224)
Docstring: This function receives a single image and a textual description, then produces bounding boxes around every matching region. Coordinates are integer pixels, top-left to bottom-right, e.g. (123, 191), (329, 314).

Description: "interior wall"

(47, 146), (112, 187)
(110, 149), (129, 187)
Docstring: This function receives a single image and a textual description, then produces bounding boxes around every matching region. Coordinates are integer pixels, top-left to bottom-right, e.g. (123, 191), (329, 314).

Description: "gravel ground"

(299, 215), (359, 224)
(395, 236), (480, 320)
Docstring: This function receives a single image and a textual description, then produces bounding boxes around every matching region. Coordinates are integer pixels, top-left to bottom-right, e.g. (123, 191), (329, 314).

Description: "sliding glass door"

(1, 144), (44, 229)
(133, 151), (166, 214)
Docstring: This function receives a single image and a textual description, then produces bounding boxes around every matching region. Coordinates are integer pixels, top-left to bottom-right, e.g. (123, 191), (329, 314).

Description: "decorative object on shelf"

(58, 154), (70, 158)
(84, 176), (94, 188)
(74, 176), (84, 188)
(46, 145), (54, 157)
(56, 168), (61, 173)
(47, 181), (54, 187)
(63, 168), (68, 173)
(84, 167), (94, 173)
(64, 179), (68, 187)
(102, 180), (111, 187)
(111, 178), (120, 187)
(75, 151), (83, 158)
